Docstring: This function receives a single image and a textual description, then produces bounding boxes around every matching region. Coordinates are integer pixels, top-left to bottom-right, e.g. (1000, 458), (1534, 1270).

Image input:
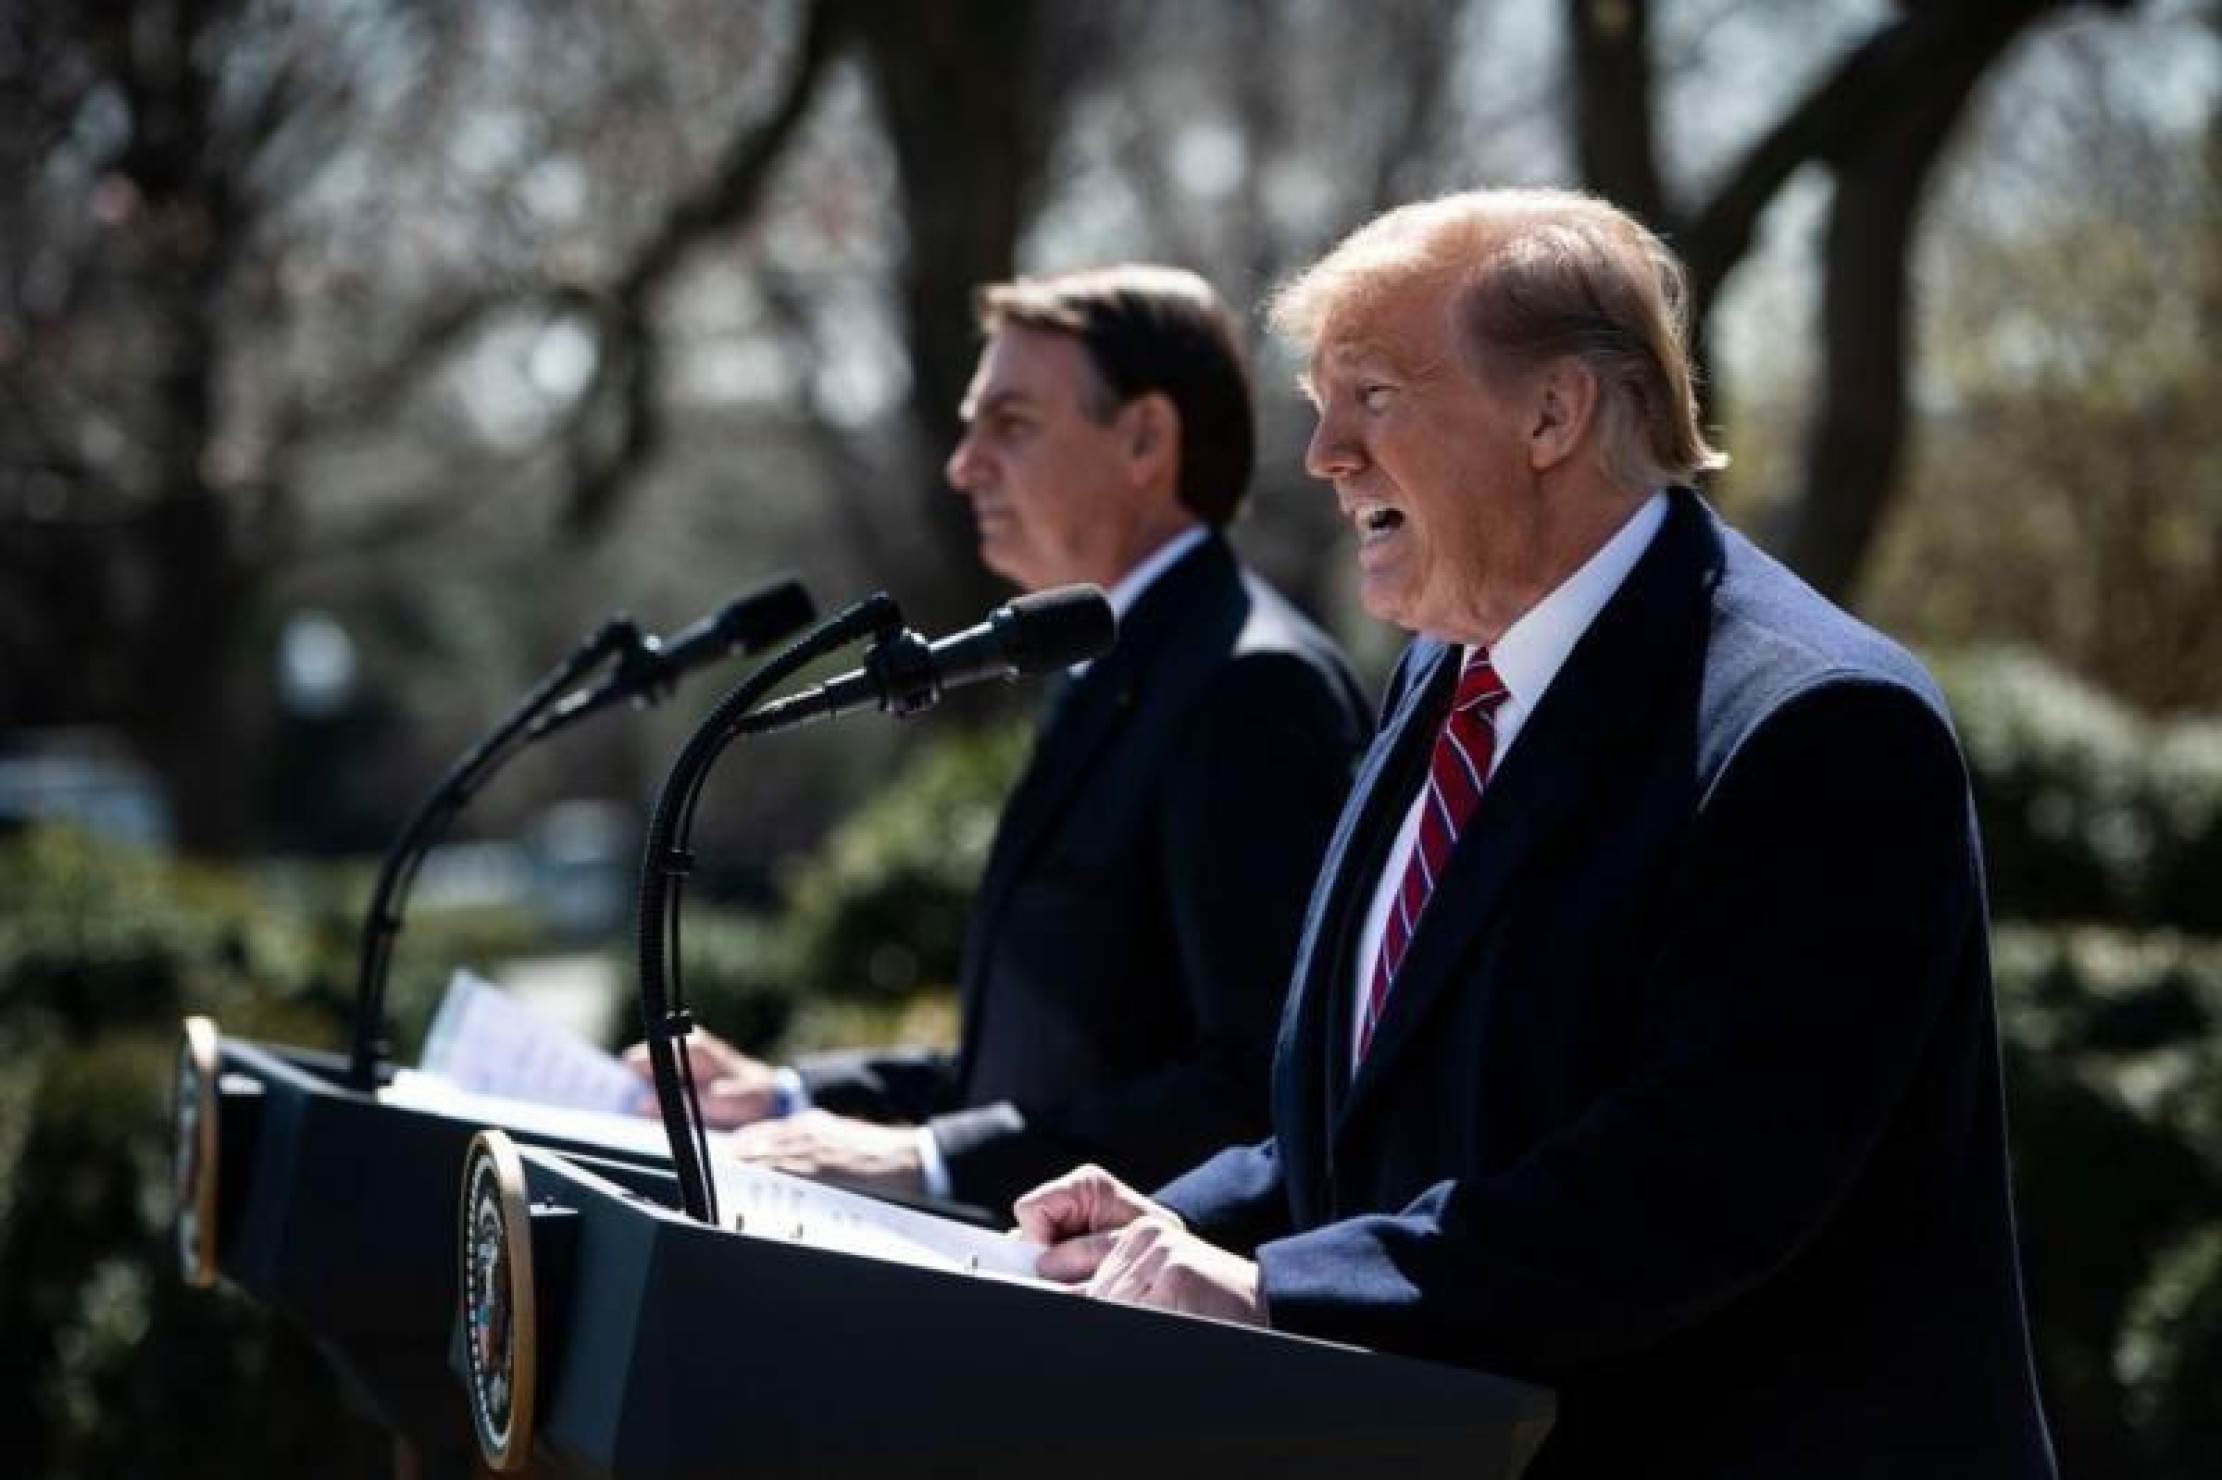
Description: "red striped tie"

(1357, 649), (1509, 1062)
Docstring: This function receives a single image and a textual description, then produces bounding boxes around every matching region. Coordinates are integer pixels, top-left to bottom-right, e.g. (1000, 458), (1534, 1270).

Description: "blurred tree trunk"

(846, 0), (1059, 631)
(68, 0), (267, 854)
(1566, 0), (2133, 603)
(1569, 0), (1666, 233)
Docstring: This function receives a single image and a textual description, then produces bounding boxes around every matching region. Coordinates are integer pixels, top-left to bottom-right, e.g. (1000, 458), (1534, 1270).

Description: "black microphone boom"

(740, 585), (1115, 736)
(530, 575), (816, 739)
(346, 574), (815, 1090)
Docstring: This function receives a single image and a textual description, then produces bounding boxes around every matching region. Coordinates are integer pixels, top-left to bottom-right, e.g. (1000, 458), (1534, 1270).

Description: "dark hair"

(975, 264), (1256, 525)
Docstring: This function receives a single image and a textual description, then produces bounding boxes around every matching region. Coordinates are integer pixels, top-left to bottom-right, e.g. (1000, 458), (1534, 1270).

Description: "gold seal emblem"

(173, 1016), (222, 1288)
(460, 1130), (537, 1472)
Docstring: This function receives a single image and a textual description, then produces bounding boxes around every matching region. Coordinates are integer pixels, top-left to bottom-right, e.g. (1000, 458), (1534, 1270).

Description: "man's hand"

(1086, 1216), (1266, 1326)
(622, 1028), (781, 1129)
(1015, 1164), (1265, 1325)
(726, 1109), (924, 1197)
(1014, 1164), (1181, 1282)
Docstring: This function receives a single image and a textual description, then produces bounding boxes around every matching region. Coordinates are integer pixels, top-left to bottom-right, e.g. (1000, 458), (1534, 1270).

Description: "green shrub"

(661, 907), (805, 1055)
(0, 954), (387, 1477)
(0, 828), (536, 1477)
(1993, 922), (2222, 1477)
(2116, 1224), (2222, 1479)
(1938, 650), (2222, 930)
(777, 722), (1029, 1005)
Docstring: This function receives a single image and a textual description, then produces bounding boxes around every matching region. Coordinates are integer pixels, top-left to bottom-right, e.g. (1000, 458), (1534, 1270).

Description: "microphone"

(530, 575), (816, 737)
(741, 585), (1115, 735)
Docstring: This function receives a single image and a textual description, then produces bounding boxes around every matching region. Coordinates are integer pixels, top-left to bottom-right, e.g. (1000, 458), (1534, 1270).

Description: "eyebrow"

(961, 386), (1034, 421)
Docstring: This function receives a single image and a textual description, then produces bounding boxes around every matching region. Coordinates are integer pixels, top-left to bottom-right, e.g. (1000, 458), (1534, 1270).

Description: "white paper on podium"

(712, 1159), (1051, 1286)
(416, 967), (646, 1115)
(379, 1068), (679, 1159)
(396, 969), (1053, 1289)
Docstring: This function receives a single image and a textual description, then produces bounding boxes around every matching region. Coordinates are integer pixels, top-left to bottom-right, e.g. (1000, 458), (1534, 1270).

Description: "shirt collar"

(1069, 523), (1210, 677)
(1102, 523), (1210, 621)
(1479, 490), (1667, 714)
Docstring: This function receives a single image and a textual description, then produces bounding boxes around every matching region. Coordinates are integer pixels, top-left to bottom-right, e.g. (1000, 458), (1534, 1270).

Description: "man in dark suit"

(1018, 193), (2055, 1476)
(654, 266), (1367, 1216)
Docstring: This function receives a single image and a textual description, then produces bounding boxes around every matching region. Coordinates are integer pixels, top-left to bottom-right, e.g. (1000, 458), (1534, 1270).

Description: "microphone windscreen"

(719, 576), (816, 651)
(1003, 586), (1116, 674)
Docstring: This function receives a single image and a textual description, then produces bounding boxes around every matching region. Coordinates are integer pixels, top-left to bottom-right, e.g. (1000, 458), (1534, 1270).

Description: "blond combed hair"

(1271, 188), (1728, 492)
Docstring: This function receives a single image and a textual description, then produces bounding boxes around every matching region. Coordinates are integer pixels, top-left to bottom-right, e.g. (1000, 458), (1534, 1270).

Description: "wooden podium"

(454, 1132), (1555, 1478)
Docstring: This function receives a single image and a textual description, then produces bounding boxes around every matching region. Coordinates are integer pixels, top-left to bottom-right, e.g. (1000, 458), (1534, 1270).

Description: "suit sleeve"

(1252, 679), (1985, 1378)
(929, 649), (1362, 1209)
(1155, 1135), (1296, 1252)
(794, 1047), (958, 1124)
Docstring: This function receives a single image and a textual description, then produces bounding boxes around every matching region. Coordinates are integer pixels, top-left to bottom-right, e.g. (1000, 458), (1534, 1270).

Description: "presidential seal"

(460, 1130), (537, 1472)
(173, 1016), (221, 1288)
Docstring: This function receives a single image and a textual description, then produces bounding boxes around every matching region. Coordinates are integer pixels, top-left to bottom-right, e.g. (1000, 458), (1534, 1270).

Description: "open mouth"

(1354, 503), (1405, 539)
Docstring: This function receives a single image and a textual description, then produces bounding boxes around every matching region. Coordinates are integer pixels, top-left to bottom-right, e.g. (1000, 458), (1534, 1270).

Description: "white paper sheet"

(396, 969), (1054, 1289)
(379, 1068), (678, 1158)
(416, 967), (647, 1115)
(712, 1158), (1051, 1285)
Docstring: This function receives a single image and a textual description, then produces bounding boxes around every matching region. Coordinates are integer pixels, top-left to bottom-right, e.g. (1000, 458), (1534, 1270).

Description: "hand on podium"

(1017, 1165), (1264, 1327)
(622, 1027), (782, 1129)
(727, 1109), (925, 1198)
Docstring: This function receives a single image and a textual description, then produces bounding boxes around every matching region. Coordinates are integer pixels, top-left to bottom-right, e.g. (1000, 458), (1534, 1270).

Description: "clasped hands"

(1015, 1164), (1265, 1326)
(627, 1030), (1263, 1325)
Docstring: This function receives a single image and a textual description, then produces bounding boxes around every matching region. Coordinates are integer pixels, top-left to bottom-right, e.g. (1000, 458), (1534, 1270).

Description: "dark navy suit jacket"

(1157, 493), (2054, 1478)
(802, 534), (1368, 1213)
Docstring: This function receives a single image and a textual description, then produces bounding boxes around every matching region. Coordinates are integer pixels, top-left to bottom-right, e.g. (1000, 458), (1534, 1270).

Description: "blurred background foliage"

(2, 0), (2218, 1474)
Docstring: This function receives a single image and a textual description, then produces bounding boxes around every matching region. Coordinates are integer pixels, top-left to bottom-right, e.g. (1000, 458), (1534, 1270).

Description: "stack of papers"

(713, 1159), (1048, 1284)
(391, 969), (1052, 1286)
(417, 968), (646, 1115)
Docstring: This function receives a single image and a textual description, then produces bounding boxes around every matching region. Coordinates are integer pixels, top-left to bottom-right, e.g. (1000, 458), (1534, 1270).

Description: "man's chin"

(976, 542), (1037, 591)
(1357, 576), (1415, 633)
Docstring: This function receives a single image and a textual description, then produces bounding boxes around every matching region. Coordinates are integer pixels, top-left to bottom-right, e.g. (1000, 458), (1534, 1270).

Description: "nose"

(945, 429), (985, 494)
(1304, 406), (1363, 482)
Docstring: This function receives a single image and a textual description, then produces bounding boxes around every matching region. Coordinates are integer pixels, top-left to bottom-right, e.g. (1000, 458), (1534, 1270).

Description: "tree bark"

(1563, 0), (2129, 600)
(1774, 0), (2098, 599)
(1568, 0), (1669, 234)
(846, 0), (1057, 630)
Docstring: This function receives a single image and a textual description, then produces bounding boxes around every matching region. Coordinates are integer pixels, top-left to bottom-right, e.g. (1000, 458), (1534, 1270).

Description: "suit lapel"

(955, 537), (1244, 1077)
(1271, 640), (1457, 1215)
(1330, 491), (1723, 1147)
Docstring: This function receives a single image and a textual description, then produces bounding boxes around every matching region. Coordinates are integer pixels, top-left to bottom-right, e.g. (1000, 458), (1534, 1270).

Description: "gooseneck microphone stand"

(635, 595), (907, 1225)
(349, 575), (817, 1091)
(348, 618), (644, 1090)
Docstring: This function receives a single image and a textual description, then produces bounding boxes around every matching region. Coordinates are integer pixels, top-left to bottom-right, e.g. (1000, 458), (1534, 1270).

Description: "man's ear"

(1123, 392), (1182, 488)
(1528, 360), (1601, 474)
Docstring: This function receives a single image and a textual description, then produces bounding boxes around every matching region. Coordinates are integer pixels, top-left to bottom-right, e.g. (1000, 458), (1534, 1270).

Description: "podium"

(175, 1020), (686, 1473)
(456, 1133), (1556, 1478)
(179, 1020), (1555, 1476)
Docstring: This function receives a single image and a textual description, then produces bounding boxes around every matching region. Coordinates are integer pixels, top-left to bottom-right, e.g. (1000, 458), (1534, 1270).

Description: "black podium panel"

(504, 1146), (1555, 1479)
(206, 1037), (678, 1462)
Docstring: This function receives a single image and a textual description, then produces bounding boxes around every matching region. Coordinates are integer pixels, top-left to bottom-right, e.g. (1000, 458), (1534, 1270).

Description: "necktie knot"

(1454, 651), (1507, 715)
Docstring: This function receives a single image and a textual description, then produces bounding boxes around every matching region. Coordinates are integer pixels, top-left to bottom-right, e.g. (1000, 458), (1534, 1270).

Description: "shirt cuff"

(770, 1065), (811, 1119)
(915, 1125), (953, 1200)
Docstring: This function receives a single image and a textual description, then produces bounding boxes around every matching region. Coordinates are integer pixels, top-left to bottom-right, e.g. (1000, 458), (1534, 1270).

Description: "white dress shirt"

(1348, 492), (1667, 1068)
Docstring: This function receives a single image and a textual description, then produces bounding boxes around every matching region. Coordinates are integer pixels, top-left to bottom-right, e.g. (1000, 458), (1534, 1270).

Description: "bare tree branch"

(1774, 0), (2128, 598)
(556, 0), (847, 538)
